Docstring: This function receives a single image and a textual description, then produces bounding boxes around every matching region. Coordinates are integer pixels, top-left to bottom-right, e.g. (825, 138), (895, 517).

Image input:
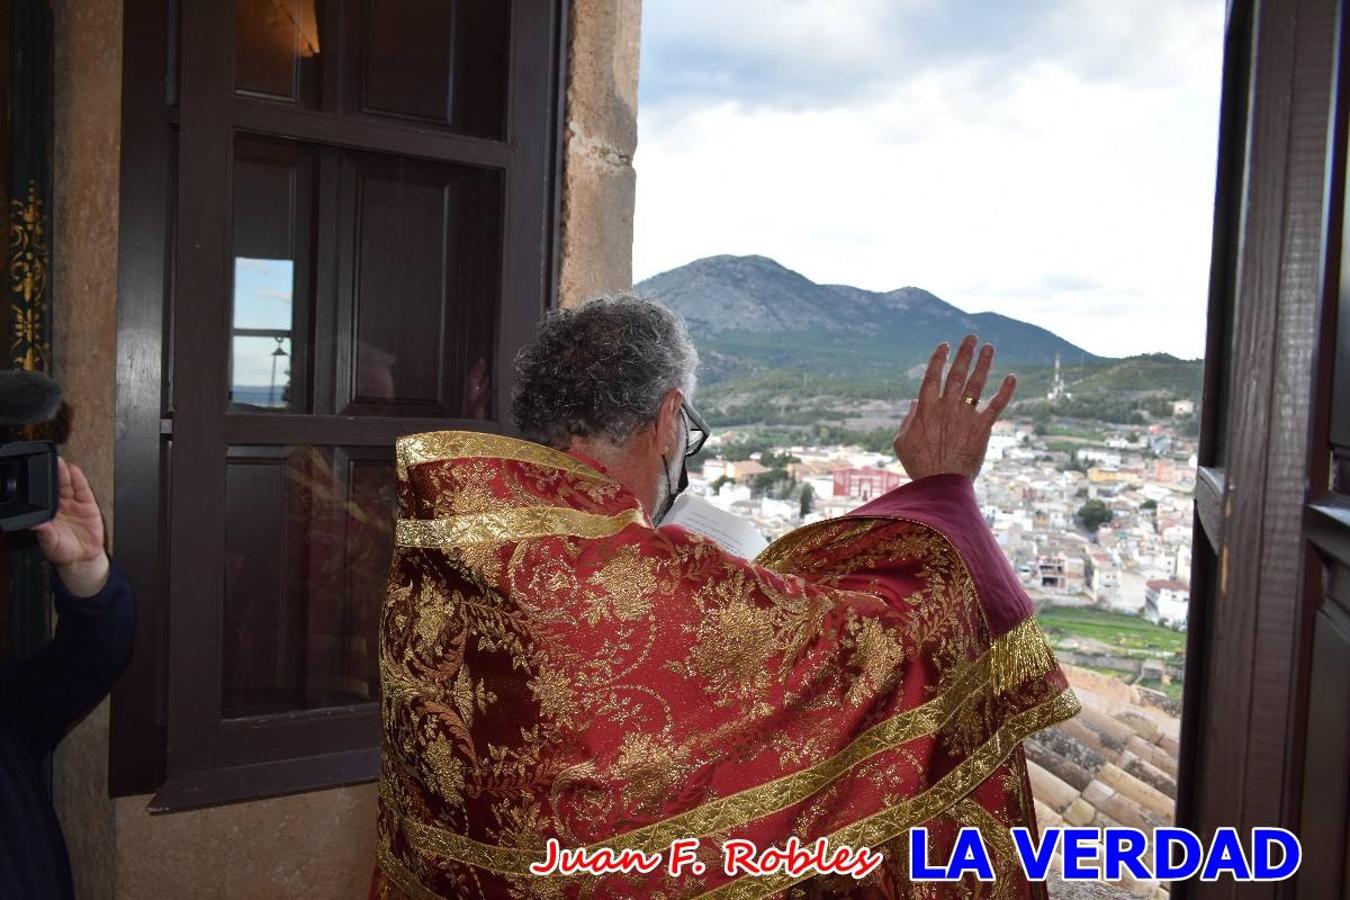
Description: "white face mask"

(654, 417), (689, 524)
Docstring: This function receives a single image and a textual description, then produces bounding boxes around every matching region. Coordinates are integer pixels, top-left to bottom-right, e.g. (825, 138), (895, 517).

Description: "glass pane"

(341, 151), (502, 418)
(229, 138), (314, 412)
(226, 138), (502, 417)
(222, 445), (395, 718)
(231, 334), (293, 408)
(360, 0), (510, 138)
(235, 0), (323, 103)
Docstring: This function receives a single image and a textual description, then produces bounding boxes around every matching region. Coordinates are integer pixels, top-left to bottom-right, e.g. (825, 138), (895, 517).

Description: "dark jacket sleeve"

(0, 561), (135, 758)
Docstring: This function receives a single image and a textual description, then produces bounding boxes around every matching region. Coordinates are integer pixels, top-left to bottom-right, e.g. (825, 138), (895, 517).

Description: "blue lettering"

(909, 828), (951, 881)
(1201, 827), (1253, 880)
(1062, 828), (1102, 880)
(1102, 828), (1150, 880)
(1011, 826), (1060, 880)
(1154, 827), (1203, 879)
(950, 828), (995, 881)
(1251, 828), (1300, 881)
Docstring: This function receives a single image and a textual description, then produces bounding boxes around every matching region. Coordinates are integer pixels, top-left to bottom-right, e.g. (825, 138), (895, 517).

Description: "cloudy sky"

(633, 0), (1224, 360)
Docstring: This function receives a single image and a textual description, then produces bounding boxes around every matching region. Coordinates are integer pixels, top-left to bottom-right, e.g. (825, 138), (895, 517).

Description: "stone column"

(557, 0), (642, 308)
(50, 0), (124, 897)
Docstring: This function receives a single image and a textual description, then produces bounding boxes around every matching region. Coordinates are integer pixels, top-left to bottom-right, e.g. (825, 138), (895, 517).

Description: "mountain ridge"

(636, 254), (1103, 379)
(633, 255), (1202, 422)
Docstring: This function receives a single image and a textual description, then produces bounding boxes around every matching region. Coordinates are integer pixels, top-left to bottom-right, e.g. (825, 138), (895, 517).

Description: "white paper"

(663, 494), (769, 559)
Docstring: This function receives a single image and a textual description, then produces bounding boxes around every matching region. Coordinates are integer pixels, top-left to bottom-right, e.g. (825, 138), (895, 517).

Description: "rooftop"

(1034, 665), (1180, 899)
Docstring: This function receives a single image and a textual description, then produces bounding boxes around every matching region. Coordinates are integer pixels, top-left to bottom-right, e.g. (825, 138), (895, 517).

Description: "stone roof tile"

(1027, 759), (1080, 813)
(1026, 735), (1098, 791)
(1124, 735), (1178, 778)
(1076, 704), (1138, 752)
(1119, 752), (1176, 800)
(1098, 763), (1173, 821)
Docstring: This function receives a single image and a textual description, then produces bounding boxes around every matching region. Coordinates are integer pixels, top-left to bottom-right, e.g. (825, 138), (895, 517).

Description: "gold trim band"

(693, 689), (1082, 899)
(380, 687), (1079, 896)
(397, 506), (647, 548)
(378, 621), (1077, 880)
(377, 842), (453, 900)
(383, 654), (993, 877)
(396, 430), (612, 483)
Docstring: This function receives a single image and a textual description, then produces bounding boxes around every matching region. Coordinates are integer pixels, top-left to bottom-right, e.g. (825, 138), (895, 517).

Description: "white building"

(1078, 449), (1123, 467)
(706, 483), (751, 511)
(1145, 579), (1190, 630)
(1172, 543), (1192, 581)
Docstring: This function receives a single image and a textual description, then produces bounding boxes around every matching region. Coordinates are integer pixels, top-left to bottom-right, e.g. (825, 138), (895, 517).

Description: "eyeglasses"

(681, 399), (711, 457)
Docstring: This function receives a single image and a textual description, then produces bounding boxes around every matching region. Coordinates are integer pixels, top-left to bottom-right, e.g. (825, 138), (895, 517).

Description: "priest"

(372, 296), (1079, 899)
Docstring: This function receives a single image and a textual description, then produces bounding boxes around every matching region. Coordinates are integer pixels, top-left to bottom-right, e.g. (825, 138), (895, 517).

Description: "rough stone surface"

(1026, 735), (1098, 791)
(1125, 735), (1179, 777)
(1099, 763), (1173, 820)
(114, 786), (378, 899)
(558, 0), (642, 308)
(1114, 709), (1162, 743)
(1134, 685), (1182, 718)
(1061, 798), (1097, 827)
(1059, 664), (1140, 705)
(1034, 724), (1108, 784)
(1034, 797), (1064, 828)
(1076, 705), (1136, 753)
(1027, 759), (1080, 813)
(50, 1), (124, 897)
(1047, 876), (1145, 899)
(1120, 753), (1177, 799)
(46, 5), (385, 895)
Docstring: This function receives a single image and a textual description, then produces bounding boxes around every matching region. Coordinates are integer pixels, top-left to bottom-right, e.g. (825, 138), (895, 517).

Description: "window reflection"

(231, 257), (296, 409)
(360, 0), (510, 137)
(226, 140), (503, 418)
(236, 0), (321, 102)
(223, 444), (394, 717)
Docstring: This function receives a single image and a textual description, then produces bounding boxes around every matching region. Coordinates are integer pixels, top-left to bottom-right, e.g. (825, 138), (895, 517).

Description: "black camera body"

(0, 370), (63, 531)
(0, 440), (56, 531)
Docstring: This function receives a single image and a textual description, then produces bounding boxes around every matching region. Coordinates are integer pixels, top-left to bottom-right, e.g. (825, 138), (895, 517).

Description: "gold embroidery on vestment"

(397, 431), (614, 484)
(691, 689), (1082, 900)
(397, 507), (646, 547)
(377, 631), (1078, 878)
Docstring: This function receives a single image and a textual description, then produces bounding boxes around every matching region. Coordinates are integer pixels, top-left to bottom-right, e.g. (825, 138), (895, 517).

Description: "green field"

(1136, 677), (1185, 702)
(1036, 606), (1186, 656)
(1043, 423), (1108, 442)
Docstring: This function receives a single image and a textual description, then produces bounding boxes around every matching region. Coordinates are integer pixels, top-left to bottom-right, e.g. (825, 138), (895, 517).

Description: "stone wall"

(51, 0), (123, 895)
(50, 1), (643, 896)
(557, 0), (642, 308)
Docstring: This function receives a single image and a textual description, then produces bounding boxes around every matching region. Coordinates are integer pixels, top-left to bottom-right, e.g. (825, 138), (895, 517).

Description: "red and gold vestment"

(372, 432), (1079, 899)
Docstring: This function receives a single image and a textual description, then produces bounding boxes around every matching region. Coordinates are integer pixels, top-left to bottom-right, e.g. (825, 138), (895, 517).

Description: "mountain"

(635, 255), (1203, 425)
(637, 255), (1101, 386)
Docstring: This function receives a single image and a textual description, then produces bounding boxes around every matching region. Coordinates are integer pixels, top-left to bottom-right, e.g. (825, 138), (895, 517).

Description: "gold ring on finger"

(962, 396), (977, 406)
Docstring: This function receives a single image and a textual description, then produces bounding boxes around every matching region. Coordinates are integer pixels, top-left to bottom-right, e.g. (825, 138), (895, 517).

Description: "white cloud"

(634, 0), (1224, 358)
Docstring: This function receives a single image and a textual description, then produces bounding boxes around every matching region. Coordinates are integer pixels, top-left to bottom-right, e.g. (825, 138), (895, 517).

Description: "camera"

(0, 441), (56, 531)
(0, 370), (62, 531)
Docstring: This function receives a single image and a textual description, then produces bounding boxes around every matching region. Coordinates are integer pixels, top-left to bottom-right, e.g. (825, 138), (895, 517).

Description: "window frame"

(1175, 1), (1346, 893)
(111, 0), (571, 807)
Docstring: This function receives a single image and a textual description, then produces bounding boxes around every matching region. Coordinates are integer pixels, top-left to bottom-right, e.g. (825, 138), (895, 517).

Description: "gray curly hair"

(511, 294), (699, 449)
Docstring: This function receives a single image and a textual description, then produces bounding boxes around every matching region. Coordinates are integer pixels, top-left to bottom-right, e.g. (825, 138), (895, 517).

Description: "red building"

(833, 467), (904, 501)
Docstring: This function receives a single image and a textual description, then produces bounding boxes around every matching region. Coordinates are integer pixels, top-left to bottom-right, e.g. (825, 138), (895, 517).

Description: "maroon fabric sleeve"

(844, 473), (1034, 636)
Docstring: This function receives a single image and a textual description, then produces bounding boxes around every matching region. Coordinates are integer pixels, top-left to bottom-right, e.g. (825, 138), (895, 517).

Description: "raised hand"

(893, 335), (1017, 481)
(32, 458), (110, 597)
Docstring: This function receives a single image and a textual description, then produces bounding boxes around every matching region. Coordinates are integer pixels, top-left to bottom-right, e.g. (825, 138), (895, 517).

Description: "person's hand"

(894, 335), (1017, 481)
(32, 458), (110, 597)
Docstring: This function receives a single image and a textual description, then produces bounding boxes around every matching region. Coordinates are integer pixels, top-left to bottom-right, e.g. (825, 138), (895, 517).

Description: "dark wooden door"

(112, 0), (567, 804)
(1179, 0), (1349, 897)
(1298, 3), (1350, 891)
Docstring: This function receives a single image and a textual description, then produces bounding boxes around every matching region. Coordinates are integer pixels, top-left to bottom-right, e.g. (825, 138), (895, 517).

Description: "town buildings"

(692, 417), (1198, 634)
